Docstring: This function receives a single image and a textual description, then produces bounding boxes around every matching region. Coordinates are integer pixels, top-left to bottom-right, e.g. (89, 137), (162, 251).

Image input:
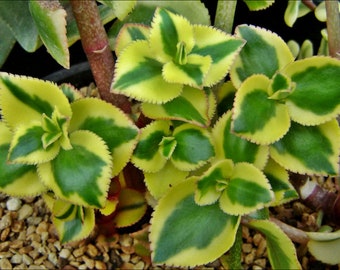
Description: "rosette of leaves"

(229, 25), (340, 175)
(0, 73), (139, 242)
(111, 7), (245, 104)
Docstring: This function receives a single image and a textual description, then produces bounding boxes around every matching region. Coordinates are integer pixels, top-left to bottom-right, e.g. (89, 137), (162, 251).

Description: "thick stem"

(325, 0), (340, 59)
(214, 0), (237, 33)
(70, 0), (131, 113)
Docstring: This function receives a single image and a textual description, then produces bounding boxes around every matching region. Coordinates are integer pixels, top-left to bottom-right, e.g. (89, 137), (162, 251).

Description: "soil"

(0, 176), (339, 269)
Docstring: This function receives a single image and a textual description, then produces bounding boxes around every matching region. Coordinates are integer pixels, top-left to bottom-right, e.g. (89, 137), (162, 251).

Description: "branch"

(214, 0), (237, 33)
(325, 0), (340, 59)
(70, 0), (131, 113)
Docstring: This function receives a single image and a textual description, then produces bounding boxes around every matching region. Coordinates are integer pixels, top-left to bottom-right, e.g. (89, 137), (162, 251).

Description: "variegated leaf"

(212, 111), (269, 169)
(270, 120), (340, 175)
(264, 158), (298, 206)
(0, 122), (46, 196)
(219, 162), (274, 215)
(0, 73), (72, 129)
(38, 130), (112, 208)
(232, 74), (290, 145)
(98, 0), (136, 20)
(113, 188), (147, 228)
(243, 0), (274, 11)
(115, 23), (150, 56)
(142, 86), (212, 127)
(69, 98), (139, 177)
(8, 123), (60, 164)
(230, 25), (294, 88)
(283, 57), (340, 125)
(171, 123), (215, 171)
(144, 162), (188, 200)
(59, 83), (83, 103)
(195, 159), (234, 206)
(132, 120), (171, 173)
(150, 178), (240, 267)
(216, 81), (236, 115)
(191, 25), (245, 86)
(111, 40), (183, 103)
(249, 219), (301, 269)
(29, 0), (69, 68)
(53, 201), (95, 243)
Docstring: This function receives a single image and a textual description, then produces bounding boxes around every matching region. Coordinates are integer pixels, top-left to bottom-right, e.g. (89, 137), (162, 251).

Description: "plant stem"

(70, 0), (131, 113)
(214, 0), (237, 33)
(325, 0), (340, 59)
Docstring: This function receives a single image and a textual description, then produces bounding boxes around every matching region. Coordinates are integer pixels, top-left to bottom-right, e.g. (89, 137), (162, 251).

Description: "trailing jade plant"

(0, 0), (340, 268)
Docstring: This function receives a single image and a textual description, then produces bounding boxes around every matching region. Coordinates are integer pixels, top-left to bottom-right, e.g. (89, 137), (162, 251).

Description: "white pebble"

(0, 214), (12, 230)
(10, 254), (22, 264)
(6, 198), (22, 211)
(59, 248), (71, 259)
(48, 253), (58, 266)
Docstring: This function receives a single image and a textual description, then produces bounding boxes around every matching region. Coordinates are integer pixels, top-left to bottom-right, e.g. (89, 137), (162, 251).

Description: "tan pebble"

(27, 265), (43, 269)
(0, 257), (13, 269)
(36, 221), (49, 235)
(59, 248), (71, 259)
(95, 260), (107, 270)
(242, 226), (250, 240)
(10, 240), (24, 249)
(130, 255), (140, 264)
(252, 266), (262, 270)
(73, 246), (87, 258)
(48, 253), (58, 266)
(62, 265), (78, 270)
(0, 251), (13, 258)
(17, 231), (26, 241)
(119, 234), (133, 247)
(82, 255), (95, 269)
(120, 253), (130, 263)
(27, 233), (40, 243)
(13, 263), (27, 270)
(244, 252), (255, 265)
(11, 220), (24, 233)
(1, 227), (11, 241)
(10, 254), (23, 264)
(255, 239), (267, 258)
(78, 264), (87, 270)
(27, 217), (42, 226)
(30, 241), (40, 250)
(86, 244), (98, 257)
(121, 245), (135, 255)
(0, 214), (12, 230)
(103, 252), (110, 263)
(43, 260), (55, 269)
(69, 261), (81, 267)
(47, 242), (56, 253)
(27, 249), (39, 259)
(254, 258), (267, 268)
(121, 262), (134, 269)
(33, 256), (47, 265)
(22, 254), (33, 265)
(0, 207), (3, 218)
(18, 204), (33, 220)
(242, 243), (253, 253)
(253, 233), (263, 246)
(38, 245), (49, 255)
(134, 261), (145, 269)
(54, 241), (61, 251)
(26, 226), (36, 236)
(0, 241), (10, 252)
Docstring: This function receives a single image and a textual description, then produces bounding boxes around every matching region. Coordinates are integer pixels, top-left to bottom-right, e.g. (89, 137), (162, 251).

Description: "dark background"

(1, 0), (325, 78)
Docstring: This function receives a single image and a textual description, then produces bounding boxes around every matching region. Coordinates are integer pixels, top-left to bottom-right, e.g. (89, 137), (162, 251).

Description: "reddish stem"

(325, 0), (340, 59)
(70, 0), (131, 113)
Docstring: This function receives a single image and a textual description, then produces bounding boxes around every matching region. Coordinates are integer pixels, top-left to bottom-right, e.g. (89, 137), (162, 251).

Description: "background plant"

(0, 0), (340, 268)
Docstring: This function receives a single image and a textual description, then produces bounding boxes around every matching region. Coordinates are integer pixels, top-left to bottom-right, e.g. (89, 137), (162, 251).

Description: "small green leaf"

(283, 57), (340, 125)
(0, 17), (15, 68)
(249, 219), (301, 269)
(270, 120), (340, 175)
(212, 111), (269, 169)
(98, 0), (136, 20)
(29, 0), (69, 68)
(132, 120), (170, 173)
(38, 130), (112, 208)
(232, 74), (290, 145)
(219, 162), (274, 215)
(150, 178), (240, 267)
(230, 25), (294, 88)
(171, 123), (215, 171)
(284, 0), (311, 27)
(0, 122), (46, 197)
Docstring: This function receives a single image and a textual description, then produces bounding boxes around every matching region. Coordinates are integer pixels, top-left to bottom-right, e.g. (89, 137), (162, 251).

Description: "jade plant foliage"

(0, 2), (340, 269)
